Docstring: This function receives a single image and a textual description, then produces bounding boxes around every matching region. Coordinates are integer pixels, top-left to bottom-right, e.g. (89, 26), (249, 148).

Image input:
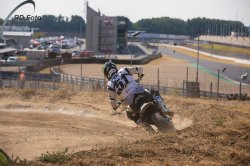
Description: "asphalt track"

(159, 46), (250, 85)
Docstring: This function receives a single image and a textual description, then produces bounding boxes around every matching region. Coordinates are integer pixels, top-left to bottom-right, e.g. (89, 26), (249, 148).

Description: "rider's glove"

(138, 73), (144, 79)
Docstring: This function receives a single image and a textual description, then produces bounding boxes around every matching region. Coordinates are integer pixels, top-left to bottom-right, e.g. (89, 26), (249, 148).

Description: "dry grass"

(0, 89), (249, 165)
(18, 89), (36, 99)
(22, 91), (249, 166)
(50, 89), (74, 102)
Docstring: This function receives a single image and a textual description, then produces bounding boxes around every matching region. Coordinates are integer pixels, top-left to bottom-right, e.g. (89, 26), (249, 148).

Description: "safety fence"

(1, 69), (249, 101)
(52, 63), (250, 100)
(0, 71), (103, 92)
(0, 72), (60, 91)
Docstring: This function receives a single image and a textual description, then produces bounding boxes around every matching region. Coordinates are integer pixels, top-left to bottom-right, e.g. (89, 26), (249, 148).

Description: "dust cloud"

(172, 114), (193, 130)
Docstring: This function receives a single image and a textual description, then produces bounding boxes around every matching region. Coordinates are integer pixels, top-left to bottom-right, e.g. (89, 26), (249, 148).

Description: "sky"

(0, 0), (250, 26)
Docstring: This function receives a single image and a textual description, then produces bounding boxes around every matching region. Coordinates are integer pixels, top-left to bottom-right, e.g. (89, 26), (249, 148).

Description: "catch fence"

(0, 67), (249, 100)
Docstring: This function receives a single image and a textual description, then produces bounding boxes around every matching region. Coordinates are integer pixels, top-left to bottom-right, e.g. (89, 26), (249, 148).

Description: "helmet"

(102, 61), (118, 79)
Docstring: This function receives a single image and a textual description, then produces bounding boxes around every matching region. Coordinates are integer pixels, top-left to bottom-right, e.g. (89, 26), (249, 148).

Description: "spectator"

(19, 71), (25, 89)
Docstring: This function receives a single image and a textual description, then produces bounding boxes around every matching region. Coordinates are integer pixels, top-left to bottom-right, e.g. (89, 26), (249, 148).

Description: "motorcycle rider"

(102, 61), (169, 133)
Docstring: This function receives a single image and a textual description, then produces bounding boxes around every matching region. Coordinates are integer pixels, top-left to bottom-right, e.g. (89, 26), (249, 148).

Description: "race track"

(159, 45), (250, 85)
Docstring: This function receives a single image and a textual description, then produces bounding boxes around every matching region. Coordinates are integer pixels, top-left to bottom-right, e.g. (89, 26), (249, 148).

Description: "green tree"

(0, 18), (4, 25)
(1, 15), (248, 37)
(68, 15), (85, 34)
(134, 17), (187, 35)
(117, 16), (133, 30)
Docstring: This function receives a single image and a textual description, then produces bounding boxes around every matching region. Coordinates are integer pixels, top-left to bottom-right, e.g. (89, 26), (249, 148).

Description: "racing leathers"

(107, 66), (144, 111)
(106, 66), (160, 134)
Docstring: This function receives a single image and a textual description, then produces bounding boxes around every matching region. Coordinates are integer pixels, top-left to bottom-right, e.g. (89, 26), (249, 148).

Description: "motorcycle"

(117, 74), (174, 134)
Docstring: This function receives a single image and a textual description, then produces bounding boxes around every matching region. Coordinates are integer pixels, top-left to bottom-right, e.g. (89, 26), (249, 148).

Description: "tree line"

(0, 15), (248, 37)
(133, 17), (248, 37)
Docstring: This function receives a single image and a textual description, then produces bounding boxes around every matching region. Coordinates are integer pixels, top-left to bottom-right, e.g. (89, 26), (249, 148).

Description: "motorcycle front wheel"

(150, 112), (174, 132)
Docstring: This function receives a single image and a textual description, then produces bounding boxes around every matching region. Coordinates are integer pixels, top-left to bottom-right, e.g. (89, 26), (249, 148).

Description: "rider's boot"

(153, 95), (174, 117)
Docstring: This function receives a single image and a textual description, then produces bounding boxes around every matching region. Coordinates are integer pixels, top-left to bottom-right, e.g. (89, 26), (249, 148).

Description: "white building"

(0, 26), (33, 49)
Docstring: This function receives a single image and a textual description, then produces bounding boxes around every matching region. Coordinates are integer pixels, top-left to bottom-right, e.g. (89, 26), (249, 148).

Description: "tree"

(0, 18), (4, 25)
(69, 15), (85, 34)
(134, 17), (187, 35)
(0, 15), (248, 37)
(117, 16), (133, 30)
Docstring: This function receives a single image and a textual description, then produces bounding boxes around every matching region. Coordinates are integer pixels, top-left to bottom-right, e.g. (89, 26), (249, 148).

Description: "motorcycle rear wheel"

(151, 112), (174, 132)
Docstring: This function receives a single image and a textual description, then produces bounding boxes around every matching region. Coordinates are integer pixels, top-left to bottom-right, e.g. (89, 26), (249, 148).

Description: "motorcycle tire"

(150, 112), (174, 132)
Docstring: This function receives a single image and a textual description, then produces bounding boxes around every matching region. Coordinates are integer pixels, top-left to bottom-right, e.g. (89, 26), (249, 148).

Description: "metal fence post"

(92, 79), (94, 91)
(81, 64), (83, 77)
(80, 77), (83, 90)
(104, 75), (106, 91)
(239, 82), (242, 100)
(17, 77), (19, 89)
(186, 67), (189, 81)
(217, 69), (220, 100)
(157, 68), (160, 90)
(210, 82), (213, 99)
(35, 77), (37, 91)
(38, 73), (40, 89)
(58, 74), (60, 89)
(182, 80), (185, 97)
(72, 78), (74, 92)
(53, 76), (56, 90)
